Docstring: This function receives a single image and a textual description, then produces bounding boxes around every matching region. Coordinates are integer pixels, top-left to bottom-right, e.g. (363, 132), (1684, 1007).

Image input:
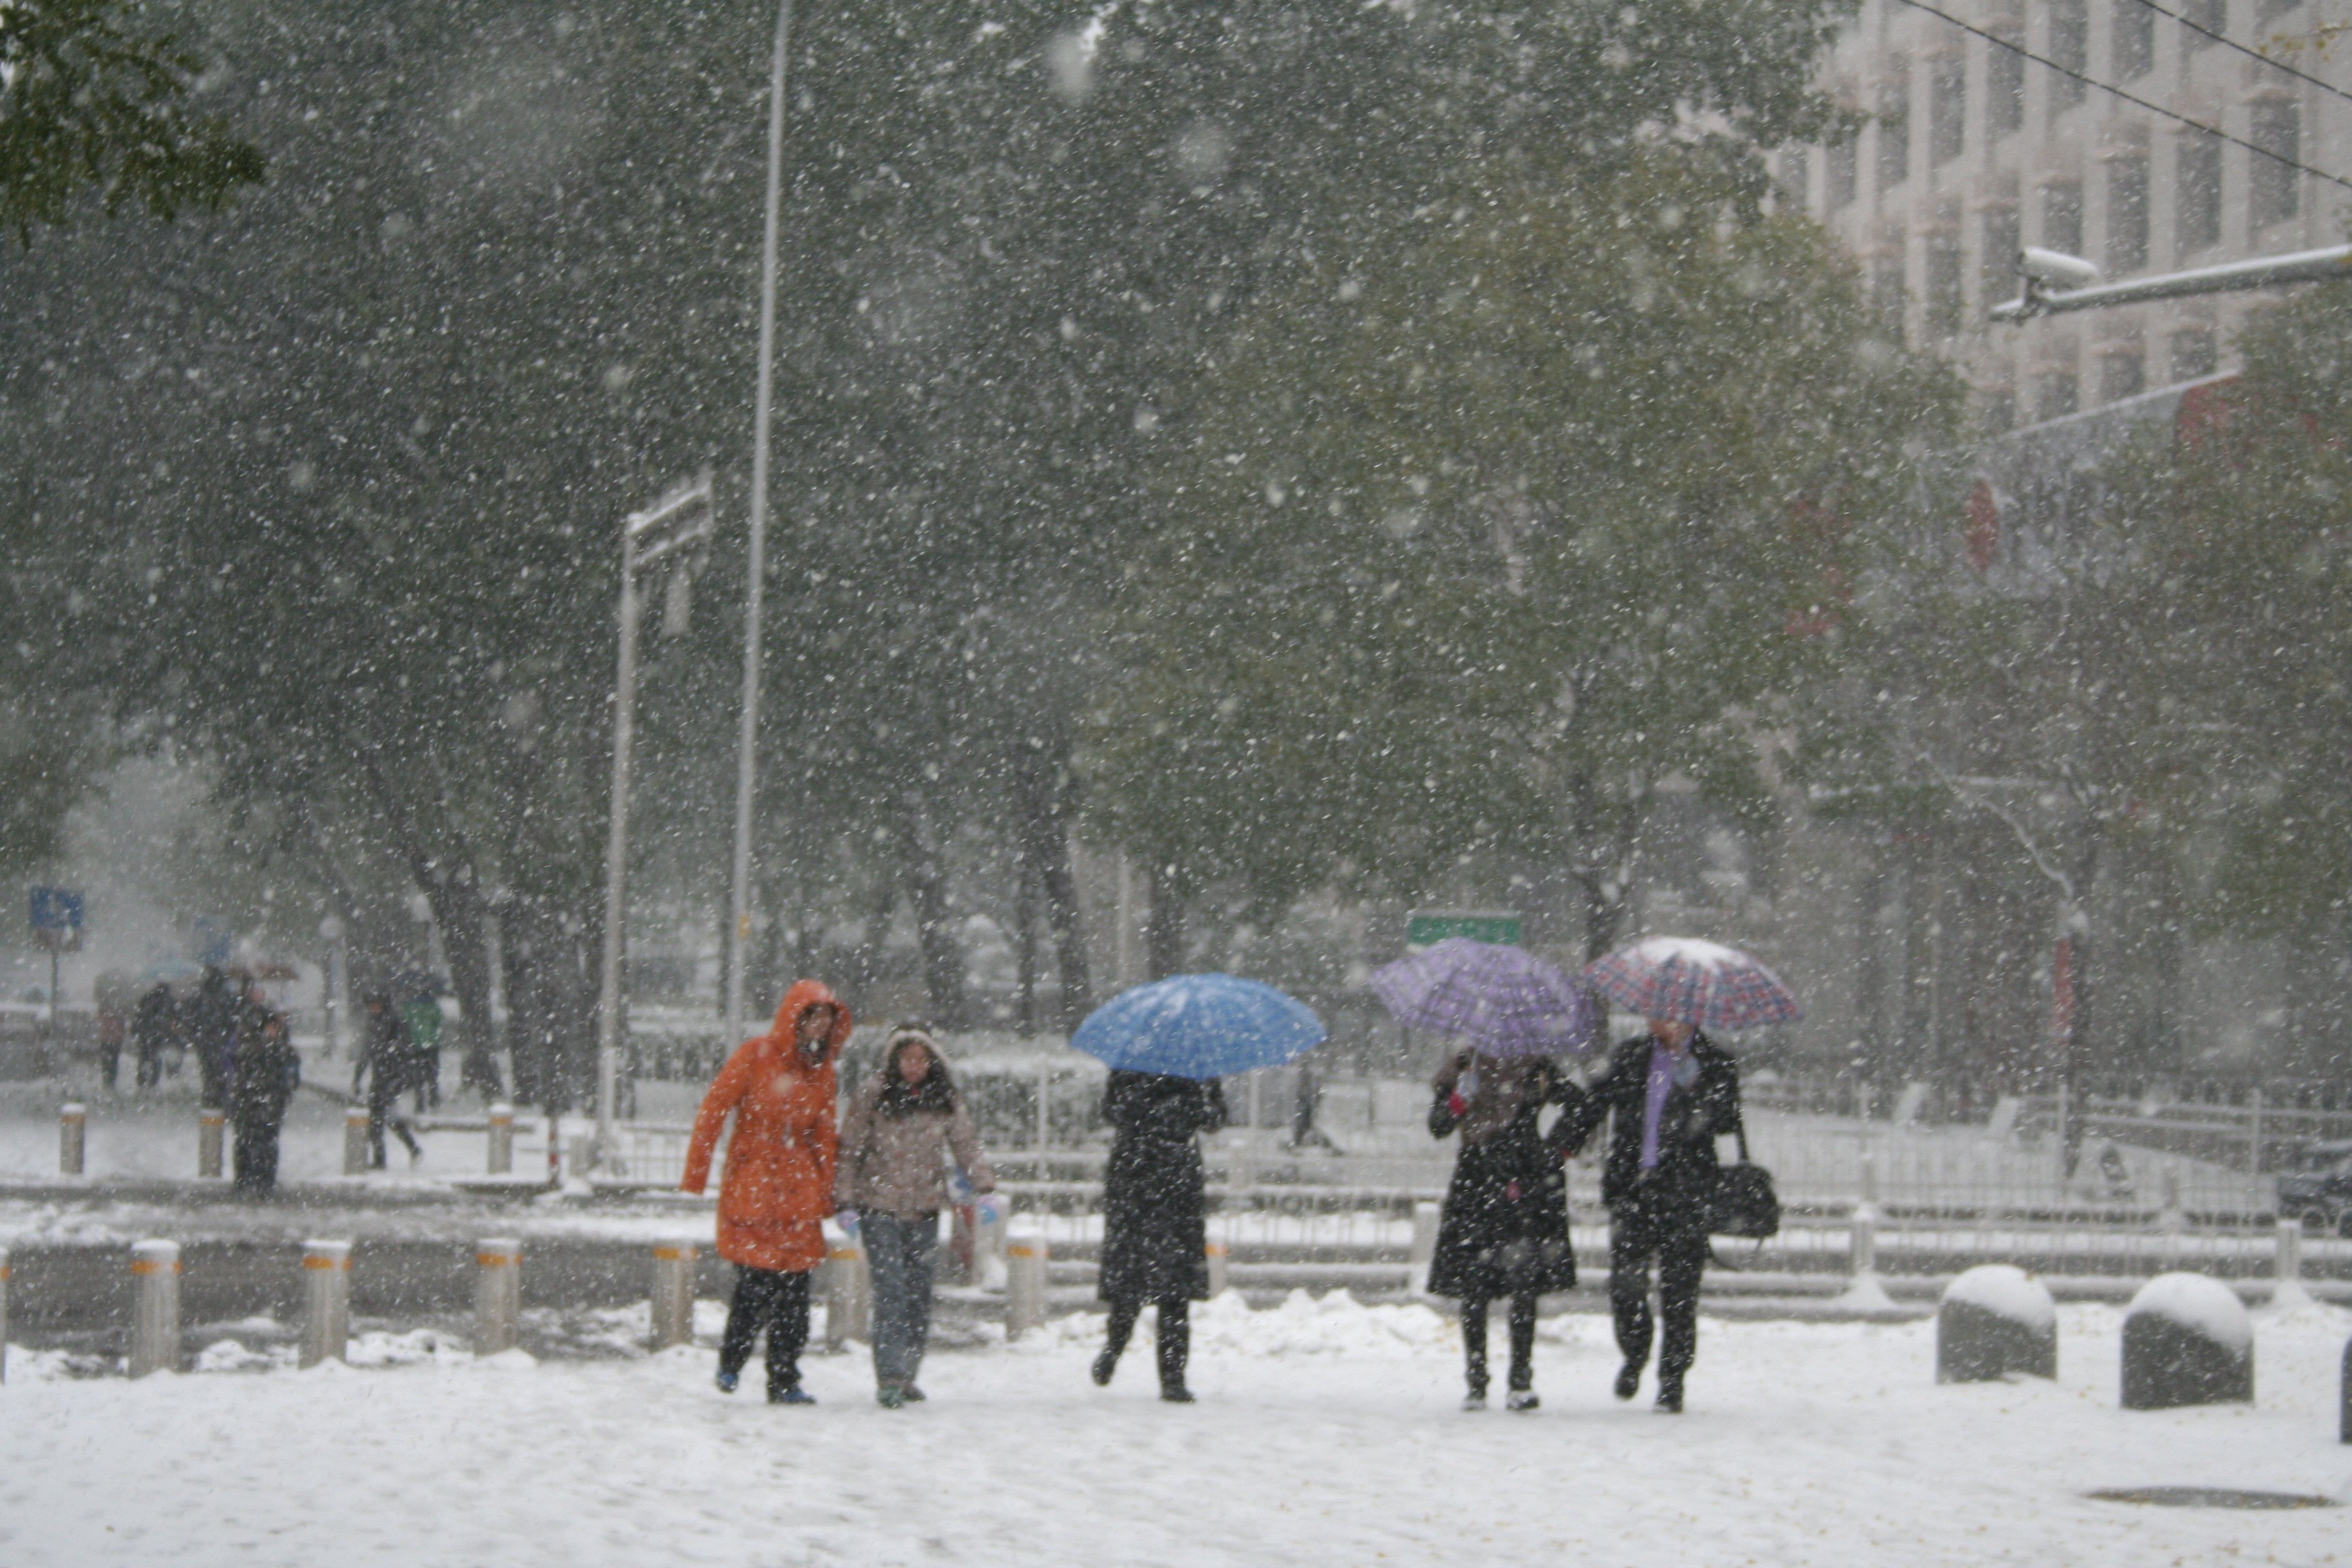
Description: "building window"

(1926, 232), (1966, 336)
(2100, 351), (2146, 403)
(1930, 56), (1967, 164)
(1982, 206), (2022, 307)
(2251, 99), (2300, 227)
(2176, 131), (2223, 252)
(1878, 76), (1912, 190)
(2185, 0), (2225, 46)
(2049, 0), (2089, 113)
(2170, 327), (2219, 380)
(2036, 370), (2080, 421)
(2042, 181), (2085, 258)
(1827, 130), (1859, 210)
(2106, 155), (2149, 272)
(1780, 147), (1810, 208)
(1988, 35), (2025, 138)
(1873, 250), (1908, 335)
(2113, 1), (2155, 78)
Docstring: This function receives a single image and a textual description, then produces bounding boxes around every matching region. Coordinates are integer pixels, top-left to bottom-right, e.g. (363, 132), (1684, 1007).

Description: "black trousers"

(1608, 1198), (1710, 1383)
(1103, 1296), (1190, 1389)
(232, 1119), (282, 1193)
(368, 1079), (421, 1166)
(135, 1043), (163, 1090)
(718, 1265), (812, 1396)
(1460, 1290), (1539, 1395)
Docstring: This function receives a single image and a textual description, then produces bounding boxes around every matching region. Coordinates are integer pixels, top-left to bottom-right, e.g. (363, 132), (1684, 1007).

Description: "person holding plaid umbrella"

(1558, 937), (1798, 1413)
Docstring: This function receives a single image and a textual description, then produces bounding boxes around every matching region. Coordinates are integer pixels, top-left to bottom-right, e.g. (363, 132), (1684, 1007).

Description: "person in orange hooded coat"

(683, 979), (851, 1403)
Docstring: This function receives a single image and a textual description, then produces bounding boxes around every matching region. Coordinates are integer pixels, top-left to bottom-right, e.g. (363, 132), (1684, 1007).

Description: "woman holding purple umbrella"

(1426, 1048), (1576, 1410)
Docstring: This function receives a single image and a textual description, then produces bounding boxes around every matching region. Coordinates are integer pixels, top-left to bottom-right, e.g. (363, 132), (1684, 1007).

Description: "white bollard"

(300, 1240), (352, 1367)
(822, 1233), (870, 1351)
(1205, 1239), (1230, 1298)
(59, 1104), (86, 1176)
(1005, 1228), (1048, 1340)
(128, 1239), (182, 1378)
(1409, 1200), (1441, 1294)
(2276, 1218), (2308, 1305)
(344, 1108), (371, 1175)
(1, 1245), (10, 1385)
(1850, 1207), (1879, 1278)
(197, 1111), (225, 1180)
(650, 1243), (697, 1351)
(474, 1238), (521, 1356)
(487, 1104), (514, 1175)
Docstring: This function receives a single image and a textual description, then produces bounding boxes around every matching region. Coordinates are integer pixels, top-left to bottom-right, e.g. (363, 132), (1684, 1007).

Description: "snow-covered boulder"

(2121, 1272), (2253, 1410)
(1936, 1265), (2055, 1384)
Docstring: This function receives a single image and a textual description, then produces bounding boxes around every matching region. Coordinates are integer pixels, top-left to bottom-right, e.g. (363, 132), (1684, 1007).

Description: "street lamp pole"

(596, 474), (715, 1166)
(727, 0), (796, 1052)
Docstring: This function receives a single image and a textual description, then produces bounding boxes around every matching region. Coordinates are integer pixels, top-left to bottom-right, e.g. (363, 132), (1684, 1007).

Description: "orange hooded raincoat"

(682, 980), (852, 1273)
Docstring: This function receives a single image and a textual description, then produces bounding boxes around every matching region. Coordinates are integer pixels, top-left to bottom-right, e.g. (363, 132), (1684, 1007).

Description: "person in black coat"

(229, 1012), (301, 1194)
(186, 967), (238, 1109)
(1554, 1019), (1744, 1413)
(132, 983), (178, 1092)
(1428, 1049), (1577, 1409)
(1092, 1069), (1228, 1401)
(355, 992), (426, 1166)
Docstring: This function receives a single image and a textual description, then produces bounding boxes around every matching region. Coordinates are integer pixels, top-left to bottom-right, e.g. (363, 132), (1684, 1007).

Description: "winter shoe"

(1090, 1349), (1119, 1387)
(900, 1384), (926, 1403)
(715, 1368), (740, 1394)
(770, 1385), (817, 1405)
(1505, 1390), (1540, 1412)
(1613, 1362), (1642, 1401)
(1460, 1392), (1488, 1411)
(1655, 1377), (1684, 1414)
(877, 1384), (907, 1409)
(1160, 1384), (1196, 1403)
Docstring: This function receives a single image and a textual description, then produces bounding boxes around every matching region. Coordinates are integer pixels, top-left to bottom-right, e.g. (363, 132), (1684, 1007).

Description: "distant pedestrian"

(834, 1023), (996, 1407)
(683, 980), (850, 1406)
(230, 1012), (301, 1194)
(401, 988), (444, 1111)
(186, 966), (238, 1109)
(1092, 1070), (1227, 1403)
(1288, 1062), (1339, 1152)
(132, 983), (176, 1092)
(1556, 1017), (1746, 1413)
(96, 994), (128, 1092)
(355, 992), (425, 1166)
(1427, 1048), (1577, 1411)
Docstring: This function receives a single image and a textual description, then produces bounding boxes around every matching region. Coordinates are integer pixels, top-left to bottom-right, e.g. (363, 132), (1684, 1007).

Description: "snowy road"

(2, 1294), (2347, 1567)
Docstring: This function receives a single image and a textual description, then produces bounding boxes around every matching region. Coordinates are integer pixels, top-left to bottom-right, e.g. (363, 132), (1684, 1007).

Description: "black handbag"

(1708, 1128), (1780, 1239)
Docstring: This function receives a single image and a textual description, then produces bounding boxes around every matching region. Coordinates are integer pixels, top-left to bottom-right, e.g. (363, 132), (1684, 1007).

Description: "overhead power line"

(2124, 0), (2352, 113)
(1889, 0), (2352, 195)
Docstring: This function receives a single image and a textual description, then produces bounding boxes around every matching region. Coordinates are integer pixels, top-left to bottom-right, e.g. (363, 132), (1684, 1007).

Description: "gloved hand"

(836, 1207), (860, 1237)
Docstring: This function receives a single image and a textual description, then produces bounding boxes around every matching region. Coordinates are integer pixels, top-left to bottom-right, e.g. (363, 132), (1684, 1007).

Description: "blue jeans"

(863, 1213), (938, 1386)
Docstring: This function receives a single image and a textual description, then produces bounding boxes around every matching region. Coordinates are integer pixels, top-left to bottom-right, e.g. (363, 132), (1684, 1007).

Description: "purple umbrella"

(1368, 938), (1599, 1059)
(1581, 936), (1802, 1032)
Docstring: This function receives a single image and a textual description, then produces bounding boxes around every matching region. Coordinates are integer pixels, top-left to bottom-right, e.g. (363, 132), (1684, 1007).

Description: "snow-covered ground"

(2, 1292), (2346, 1566)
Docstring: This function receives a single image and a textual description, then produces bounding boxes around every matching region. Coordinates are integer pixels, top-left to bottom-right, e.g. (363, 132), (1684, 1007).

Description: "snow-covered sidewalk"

(2, 1292), (2347, 1567)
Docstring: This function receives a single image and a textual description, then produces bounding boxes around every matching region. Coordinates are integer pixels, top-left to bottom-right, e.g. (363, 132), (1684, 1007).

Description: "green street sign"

(1405, 911), (1521, 949)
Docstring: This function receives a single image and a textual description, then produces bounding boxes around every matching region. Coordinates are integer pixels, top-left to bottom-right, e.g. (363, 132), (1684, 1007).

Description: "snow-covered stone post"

(2273, 1219), (2308, 1307)
(58, 1104), (85, 1176)
(197, 1111), (225, 1179)
(821, 1228), (868, 1352)
(2340, 1334), (2349, 1443)
(1936, 1265), (2055, 1382)
(486, 1103), (515, 1175)
(1205, 1239), (1229, 1298)
(2121, 1272), (2253, 1409)
(343, 1109), (370, 1176)
(300, 1240), (351, 1368)
(473, 1238), (522, 1356)
(0, 1245), (10, 1385)
(1409, 1200), (1440, 1294)
(128, 1239), (182, 1378)
(1005, 1226), (1048, 1339)
(650, 1243), (697, 1351)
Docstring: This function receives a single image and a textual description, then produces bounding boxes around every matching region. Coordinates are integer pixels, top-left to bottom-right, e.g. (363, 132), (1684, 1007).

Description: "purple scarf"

(1639, 1043), (1698, 1169)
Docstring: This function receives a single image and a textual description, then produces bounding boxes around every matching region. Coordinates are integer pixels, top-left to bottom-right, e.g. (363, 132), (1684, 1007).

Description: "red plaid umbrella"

(1581, 937), (1801, 1032)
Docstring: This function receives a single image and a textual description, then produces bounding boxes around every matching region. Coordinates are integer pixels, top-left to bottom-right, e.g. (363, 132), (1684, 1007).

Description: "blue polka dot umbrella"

(1581, 936), (1802, 1032)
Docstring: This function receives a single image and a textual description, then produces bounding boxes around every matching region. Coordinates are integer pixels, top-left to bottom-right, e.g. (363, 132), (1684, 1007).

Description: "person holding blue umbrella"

(1071, 974), (1324, 1402)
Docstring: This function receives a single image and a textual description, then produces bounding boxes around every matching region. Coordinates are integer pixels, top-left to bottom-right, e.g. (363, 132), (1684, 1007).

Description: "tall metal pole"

(728, 0), (795, 1051)
(597, 525), (643, 1159)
